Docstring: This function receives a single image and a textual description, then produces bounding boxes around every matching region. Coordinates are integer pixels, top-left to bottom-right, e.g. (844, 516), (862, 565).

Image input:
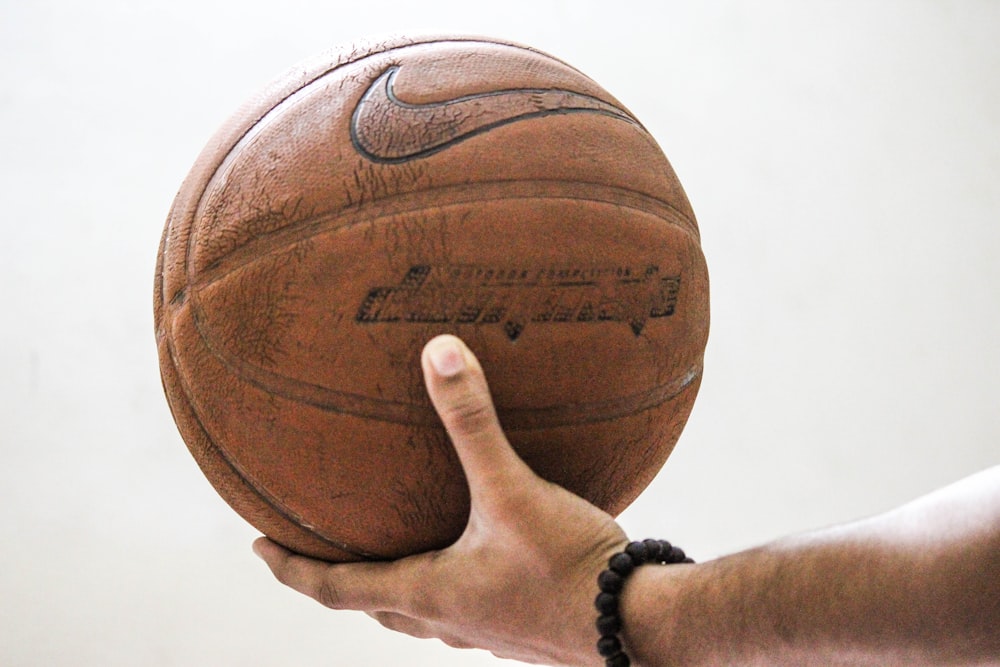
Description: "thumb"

(421, 335), (535, 505)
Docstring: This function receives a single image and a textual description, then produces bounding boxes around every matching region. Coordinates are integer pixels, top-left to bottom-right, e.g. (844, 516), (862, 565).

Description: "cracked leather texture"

(155, 35), (709, 561)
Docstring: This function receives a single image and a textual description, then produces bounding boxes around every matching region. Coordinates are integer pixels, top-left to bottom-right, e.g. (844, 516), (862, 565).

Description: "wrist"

(618, 561), (696, 667)
(595, 540), (693, 667)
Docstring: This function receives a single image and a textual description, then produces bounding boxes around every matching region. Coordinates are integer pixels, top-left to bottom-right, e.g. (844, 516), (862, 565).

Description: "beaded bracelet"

(594, 539), (693, 667)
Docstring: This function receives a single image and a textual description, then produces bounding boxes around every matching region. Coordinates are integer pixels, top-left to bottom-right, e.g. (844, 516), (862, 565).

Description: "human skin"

(254, 335), (1000, 666)
(621, 465), (1000, 666)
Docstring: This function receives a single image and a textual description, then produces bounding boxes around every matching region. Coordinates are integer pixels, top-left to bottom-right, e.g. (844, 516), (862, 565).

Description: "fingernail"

(427, 336), (466, 377)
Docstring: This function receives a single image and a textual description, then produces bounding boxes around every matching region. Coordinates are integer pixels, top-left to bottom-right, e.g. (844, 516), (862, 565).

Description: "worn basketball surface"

(154, 35), (710, 561)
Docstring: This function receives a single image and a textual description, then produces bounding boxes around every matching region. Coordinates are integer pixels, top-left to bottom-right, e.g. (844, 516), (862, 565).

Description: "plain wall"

(1, 1), (997, 665)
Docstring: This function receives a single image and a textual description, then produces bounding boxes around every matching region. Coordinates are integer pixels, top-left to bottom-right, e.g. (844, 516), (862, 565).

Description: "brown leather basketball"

(154, 35), (709, 561)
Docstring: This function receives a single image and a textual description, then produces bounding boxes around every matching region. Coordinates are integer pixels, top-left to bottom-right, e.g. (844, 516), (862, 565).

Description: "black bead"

(596, 613), (622, 636)
(608, 552), (635, 576)
(598, 569), (624, 594)
(596, 538), (692, 667)
(643, 538), (666, 561)
(624, 541), (649, 564)
(594, 591), (618, 615)
(597, 635), (622, 657)
(606, 652), (631, 667)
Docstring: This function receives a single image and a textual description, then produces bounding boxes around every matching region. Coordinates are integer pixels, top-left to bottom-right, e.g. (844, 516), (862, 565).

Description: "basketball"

(154, 35), (710, 562)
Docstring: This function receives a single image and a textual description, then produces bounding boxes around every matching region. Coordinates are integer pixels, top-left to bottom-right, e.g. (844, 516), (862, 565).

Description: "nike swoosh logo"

(351, 65), (639, 163)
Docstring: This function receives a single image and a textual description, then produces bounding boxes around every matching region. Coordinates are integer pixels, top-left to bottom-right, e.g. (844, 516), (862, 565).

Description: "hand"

(253, 334), (629, 666)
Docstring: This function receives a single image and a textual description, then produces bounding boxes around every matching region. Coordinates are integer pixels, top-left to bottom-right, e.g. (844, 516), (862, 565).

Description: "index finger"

(253, 537), (418, 613)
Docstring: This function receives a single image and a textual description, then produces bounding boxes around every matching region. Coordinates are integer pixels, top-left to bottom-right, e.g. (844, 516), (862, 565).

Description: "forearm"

(620, 466), (1000, 666)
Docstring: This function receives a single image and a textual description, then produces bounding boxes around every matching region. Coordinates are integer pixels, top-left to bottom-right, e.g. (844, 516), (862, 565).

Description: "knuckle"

(440, 634), (473, 650)
(370, 611), (432, 640)
(441, 392), (496, 435)
(369, 611), (399, 631)
(270, 562), (295, 587)
(315, 577), (344, 609)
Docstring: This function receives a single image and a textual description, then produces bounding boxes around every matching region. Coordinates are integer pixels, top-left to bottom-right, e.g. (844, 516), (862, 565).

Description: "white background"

(1, 1), (998, 665)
